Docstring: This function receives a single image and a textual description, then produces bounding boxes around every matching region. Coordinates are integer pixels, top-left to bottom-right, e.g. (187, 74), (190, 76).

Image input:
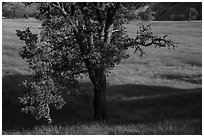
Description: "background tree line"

(2, 2), (39, 19)
(151, 2), (202, 21)
(2, 2), (202, 21)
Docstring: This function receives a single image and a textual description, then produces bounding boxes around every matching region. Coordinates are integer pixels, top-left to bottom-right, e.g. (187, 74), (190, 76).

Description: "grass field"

(2, 19), (202, 134)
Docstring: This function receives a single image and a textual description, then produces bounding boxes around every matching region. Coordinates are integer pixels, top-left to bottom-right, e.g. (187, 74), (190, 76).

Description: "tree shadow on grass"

(2, 74), (202, 131)
(106, 84), (202, 124)
(158, 74), (202, 84)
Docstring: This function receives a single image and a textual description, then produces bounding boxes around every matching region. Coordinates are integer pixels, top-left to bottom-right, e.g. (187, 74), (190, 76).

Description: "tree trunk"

(93, 81), (106, 120)
(91, 68), (106, 121)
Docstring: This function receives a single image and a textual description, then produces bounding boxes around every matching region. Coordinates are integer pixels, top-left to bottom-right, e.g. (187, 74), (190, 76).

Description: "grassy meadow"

(2, 19), (202, 134)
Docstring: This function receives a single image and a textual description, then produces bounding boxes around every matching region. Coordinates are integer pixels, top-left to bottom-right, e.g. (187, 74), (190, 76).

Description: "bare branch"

(134, 45), (146, 56)
(123, 23), (176, 56)
(131, 35), (175, 56)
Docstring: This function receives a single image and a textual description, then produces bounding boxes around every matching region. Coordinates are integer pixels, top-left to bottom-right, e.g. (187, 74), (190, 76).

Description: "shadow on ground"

(2, 74), (202, 131)
(159, 74), (202, 84)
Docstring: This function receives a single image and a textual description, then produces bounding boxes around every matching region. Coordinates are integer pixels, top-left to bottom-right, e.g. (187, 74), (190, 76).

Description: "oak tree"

(17, 2), (174, 123)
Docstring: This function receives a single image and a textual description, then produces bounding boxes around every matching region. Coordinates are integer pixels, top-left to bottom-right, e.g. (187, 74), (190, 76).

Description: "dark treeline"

(2, 2), (202, 21)
(151, 2), (202, 21)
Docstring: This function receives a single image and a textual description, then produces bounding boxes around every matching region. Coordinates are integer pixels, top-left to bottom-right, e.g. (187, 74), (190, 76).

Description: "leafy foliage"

(19, 79), (65, 123)
(16, 2), (174, 122)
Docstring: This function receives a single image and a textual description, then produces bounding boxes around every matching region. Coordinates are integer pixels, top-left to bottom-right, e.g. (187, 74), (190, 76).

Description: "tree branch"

(73, 29), (85, 54)
(104, 3), (120, 44)
(134, 35), (175, 48)
(112, 29), (120, 33)
(123, 34), (175, 56)
(95, 3), (105, 40)
(120, 4), (129, 13)
(51, 2), (68, 17)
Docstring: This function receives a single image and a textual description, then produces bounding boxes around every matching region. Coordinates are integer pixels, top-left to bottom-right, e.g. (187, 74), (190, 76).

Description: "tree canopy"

(17, 2), (175, 122)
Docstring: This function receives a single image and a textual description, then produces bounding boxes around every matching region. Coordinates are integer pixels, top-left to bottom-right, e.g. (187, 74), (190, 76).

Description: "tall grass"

(3, 118), (202, 135)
